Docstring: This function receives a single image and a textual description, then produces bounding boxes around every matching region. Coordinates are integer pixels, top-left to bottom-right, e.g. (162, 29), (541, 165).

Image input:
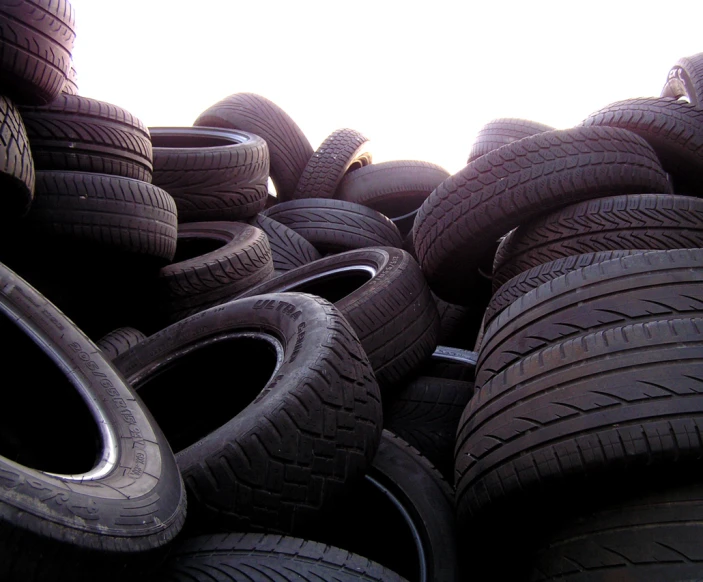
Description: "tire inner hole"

(135, 335), (278, 453)
(172, 237), (226, 263)
(283, 269), (373, 303)
(0, 312), (101, 475)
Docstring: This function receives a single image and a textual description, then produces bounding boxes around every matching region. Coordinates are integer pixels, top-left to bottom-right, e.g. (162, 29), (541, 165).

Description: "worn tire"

(292, 128), (371, 200)
(150, 126), (269, 222)
(0, 95), (34, 216)
(661, 52), (703, 107)
(582, 98), (703, 194)
(20, 95), (153, 181)
(467, 118), (554, 163)
(159, 221), (273, 321)
(263, 198), (403, 253)
(96, 326), (147, 360)
(194, 93), (312, 201)
(413, 126), (671, 304)
(0, 0), (75, 105)
(237, 247), (439, 388)
(114, 293), (382, 534)
(248, 214), (321, 273)
(491, 193), (703, 289)
(0, 263), (186, 582)
(160, 533), (409, 582)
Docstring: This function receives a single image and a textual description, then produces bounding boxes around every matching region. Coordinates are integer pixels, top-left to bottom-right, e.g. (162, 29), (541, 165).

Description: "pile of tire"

(1, 4), (702, 582)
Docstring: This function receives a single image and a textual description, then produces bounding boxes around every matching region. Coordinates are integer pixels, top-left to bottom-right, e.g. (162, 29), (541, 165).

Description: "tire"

(413, 126), (671, 305)
(160, 533), (409, 582)
(0, 0), (75, 105)
(27, 171), (178, 261)
(292, 128), (371, 200)
(467, 118), (554, 163)
(0, 95), (34, 216)
(385, 377), (474, 482)
(20, 94), (153, 182)
(491, 193), (703, 289)
(159, 221), (273, 322)
(194, 93), (312, 201)
(263, 198), (403, 253)
(237, 247), (439, 388)
(456, 250), (703, 523)
(486, 250), (641, 325)
(96, 326), (147, 360)
(661, 52), (703, 107)
(0, 263), (186, 581)
(114, 293), (382, 534)
(336, 160), (449, 224)
(582, 98), (703, 194)
(248, 214), (322, 273)
(62, 62), (78, 95)
(420, 345), (477, 382)
(528, 481), (703, 582)
(312, 431), (459, 582)
(150, 127), (269, 222)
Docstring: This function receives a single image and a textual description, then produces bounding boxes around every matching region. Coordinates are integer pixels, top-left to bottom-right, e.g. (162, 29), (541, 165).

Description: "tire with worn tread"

(194, 93), (312, 202)
(20, 95), (153, 181)
(263, 198), (403, 253)
(467, 118), (554, 163)
(292, 128), (371, 200)
(0, 0), (75, 105)
(491, 193), (703, 289)
(114, 293), (382, 534)
(150, 127), (269, 222)
(413, 126), (671, 304)
(237, 247), (439, 388)
(248, 214), (321, 273)
(661, 52), (703, 107)
(160, 221), (273, 322)
(0, 95), (34, 216)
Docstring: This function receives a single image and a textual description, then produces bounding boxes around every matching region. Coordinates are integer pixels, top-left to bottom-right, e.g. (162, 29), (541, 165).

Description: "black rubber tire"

(0, 0), (75, 105)
(456, 250), (703, 523)
(237, 247), (439, 388)
(27, 171), (178, 261)
(159, 221), (273, 322)
(263, 198), (403, 253)
(292, 128), (371, 200)
(114, 293), (382, 534)
(529, 481), (703, 582)
(62, 62), (78, 95)
(311, 430), (459, 582)
(582, 98), (703, 194)
(248, 214), (322, 273)
(486, 250), (641, 325)
(385, 377), (474, 482)
(0, 95), (34, 216)
(20, 94), (153, 182)
(160, 533), (409, 582)
(150, 126), (269, 222)
(435, 294), (472, 346)
(96, 326), (147, 360)
(491, 193), (703, 289)
(419, 346), (477, 382)
(194, 93), (312, 202)
(336, 160), (449, 224)
(467, 118), (554, 163)
(661, 52), (703, 107)
(413, 126), (671, 305)
(0, 263), (186, 582)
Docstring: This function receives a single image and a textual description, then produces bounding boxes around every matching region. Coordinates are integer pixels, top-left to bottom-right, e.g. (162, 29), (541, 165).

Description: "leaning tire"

(96, 326), (147, 360)
(249, 214), (322, 273)
(237, 247), (440, 388)
(467, 118), (554, 163)
(661, 52), (703, 107)
(0, 95), (34, 216)
(114, 293), (382, 534)
(0, 263), (186, 581)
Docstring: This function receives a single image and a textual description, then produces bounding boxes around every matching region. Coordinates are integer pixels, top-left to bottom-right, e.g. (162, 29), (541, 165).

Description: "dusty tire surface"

(467, 118), (554, 163)
(413, 126), (671, 304)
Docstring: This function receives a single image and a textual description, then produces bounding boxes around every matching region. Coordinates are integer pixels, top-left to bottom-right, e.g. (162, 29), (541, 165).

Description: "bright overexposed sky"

(69, 0), (703, 174)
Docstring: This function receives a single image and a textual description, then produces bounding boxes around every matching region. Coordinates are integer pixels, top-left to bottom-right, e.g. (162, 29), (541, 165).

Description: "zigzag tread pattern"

(468, 117), (554, 162)
(250, 214), (321, 271)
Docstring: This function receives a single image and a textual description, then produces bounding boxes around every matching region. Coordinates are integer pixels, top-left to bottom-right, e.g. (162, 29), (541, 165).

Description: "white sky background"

(69, 0), (703, 175)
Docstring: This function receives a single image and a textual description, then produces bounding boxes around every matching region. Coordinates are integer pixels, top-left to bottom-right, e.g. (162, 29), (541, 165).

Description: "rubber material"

(194, 92), (312, 202)
(467, 118), (554, 163)
(0, 95), (34, 216)
(413, 126), (671, 304)
(114, 293), (382, 534)
(292, 127), (371, 200)
(96, 326), (147, 360)
(249, 213), (321, 272)
(21, 95), (153, 181)
(661, 52), (703, 107)
(237, 247), (440, 388)
(0, 0), (75, 105)
(150, 126), (269, 222)
(263, 198), (403, 253)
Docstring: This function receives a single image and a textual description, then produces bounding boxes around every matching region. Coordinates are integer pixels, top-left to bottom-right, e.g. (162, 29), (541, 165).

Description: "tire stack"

(1, 4), (702, 578)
